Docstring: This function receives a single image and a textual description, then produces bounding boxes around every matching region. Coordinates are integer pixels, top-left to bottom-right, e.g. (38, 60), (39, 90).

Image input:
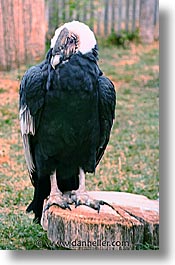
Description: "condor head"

(50, 21), (97, 69)
(51, 27), (79, 69)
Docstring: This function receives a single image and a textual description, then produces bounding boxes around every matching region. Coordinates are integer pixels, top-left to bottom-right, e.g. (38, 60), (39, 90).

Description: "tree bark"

(0, 0), (45, 70)
(41, 191), (159, 250)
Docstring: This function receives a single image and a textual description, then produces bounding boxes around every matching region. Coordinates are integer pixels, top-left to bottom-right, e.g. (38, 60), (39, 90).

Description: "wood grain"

(41, 191), (159, 250)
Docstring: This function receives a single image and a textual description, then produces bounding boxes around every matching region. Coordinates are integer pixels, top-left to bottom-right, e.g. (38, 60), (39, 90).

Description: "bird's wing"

(96, 76), (116, 166)
(19, 61), (48, 177)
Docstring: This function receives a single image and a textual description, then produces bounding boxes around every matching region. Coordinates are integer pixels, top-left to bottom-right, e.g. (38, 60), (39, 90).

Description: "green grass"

(0, 42), (159, 249)
(86, 43), (159, 200)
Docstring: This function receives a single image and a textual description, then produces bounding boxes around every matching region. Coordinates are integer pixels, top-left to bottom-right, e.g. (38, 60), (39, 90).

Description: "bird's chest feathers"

(47, 53), (98, 93)
(45, 66), (98, 123)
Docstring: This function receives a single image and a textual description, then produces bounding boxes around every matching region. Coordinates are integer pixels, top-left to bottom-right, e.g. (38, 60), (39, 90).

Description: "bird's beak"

(51, 28), (69, 69)
(51, 54), (61, 69)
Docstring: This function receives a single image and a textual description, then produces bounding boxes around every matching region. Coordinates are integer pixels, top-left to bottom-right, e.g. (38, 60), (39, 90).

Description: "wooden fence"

(0, 0), (159, 70)
(45, 0), (159, 41)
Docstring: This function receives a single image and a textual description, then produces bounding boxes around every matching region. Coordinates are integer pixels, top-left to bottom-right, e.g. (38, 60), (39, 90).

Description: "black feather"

(96, 76), (116, 166)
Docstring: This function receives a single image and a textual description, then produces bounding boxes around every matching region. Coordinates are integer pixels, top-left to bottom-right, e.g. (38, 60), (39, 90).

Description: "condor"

(19, 21), (116, 223)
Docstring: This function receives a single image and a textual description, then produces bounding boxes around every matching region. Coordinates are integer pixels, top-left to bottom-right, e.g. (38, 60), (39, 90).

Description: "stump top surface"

(42, 191), (159, 230)
(88, 191), (159, 211)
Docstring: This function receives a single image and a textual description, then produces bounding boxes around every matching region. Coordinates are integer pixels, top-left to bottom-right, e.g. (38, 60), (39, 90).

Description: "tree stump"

(41, 191), (159, 250)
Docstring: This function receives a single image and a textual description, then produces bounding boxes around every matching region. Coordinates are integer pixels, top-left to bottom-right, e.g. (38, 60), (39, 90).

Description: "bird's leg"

(71, 168), (115, 213)
(75, 167), (86, 193)
(43, 170), (71, 212)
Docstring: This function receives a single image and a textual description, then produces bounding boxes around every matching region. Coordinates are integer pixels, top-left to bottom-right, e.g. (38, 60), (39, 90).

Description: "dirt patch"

(0, 73), (20, 109)
(0, 78), (19, 90)
(112, 57), (139, 68)
(0, 139), (11, 164)
(130, 42), (159, 54)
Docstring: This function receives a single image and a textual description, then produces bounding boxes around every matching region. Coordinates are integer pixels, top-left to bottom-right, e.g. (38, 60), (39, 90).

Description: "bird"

(19, 21), (116, 223)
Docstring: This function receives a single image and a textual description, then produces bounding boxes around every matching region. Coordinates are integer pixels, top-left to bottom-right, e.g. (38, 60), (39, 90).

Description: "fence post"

(47, 0), (58, 38)
(125, 0), (129, 31)
(132, 0), (136, 32)
(139, 0), (155, 43)
(90, 0), (94, 30)
(111, 0), (115, 31)
(104, 0), (109, 35)
(118, 0), (122, 32)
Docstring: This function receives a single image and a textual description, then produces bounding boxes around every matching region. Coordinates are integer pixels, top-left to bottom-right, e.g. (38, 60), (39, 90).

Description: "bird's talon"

(75, 200), (81, 208)
(99, 200), (116, 211)
(43, 204), (50, 213)
(70, 191), (114, 213)
(43, 192), (72, 213)
(67, 204), (72, 211)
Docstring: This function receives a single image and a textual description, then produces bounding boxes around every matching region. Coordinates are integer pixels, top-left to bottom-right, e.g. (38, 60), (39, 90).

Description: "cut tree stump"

(41, 191), (159, 250)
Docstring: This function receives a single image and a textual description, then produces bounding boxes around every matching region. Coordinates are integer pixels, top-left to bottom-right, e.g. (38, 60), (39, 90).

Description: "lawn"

(0, 42), (159, 250)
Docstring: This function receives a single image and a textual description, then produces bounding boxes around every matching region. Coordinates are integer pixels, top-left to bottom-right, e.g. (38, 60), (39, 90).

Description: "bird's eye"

(70, 39), (74, 44)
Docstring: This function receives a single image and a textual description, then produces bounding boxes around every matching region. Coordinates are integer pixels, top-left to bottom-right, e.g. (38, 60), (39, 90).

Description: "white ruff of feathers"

(50, 21), (97, 54)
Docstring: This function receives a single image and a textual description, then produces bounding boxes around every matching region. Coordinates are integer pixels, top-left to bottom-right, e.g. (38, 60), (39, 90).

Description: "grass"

(0, 42), (159, 250)
(87, 42), (159, 200)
